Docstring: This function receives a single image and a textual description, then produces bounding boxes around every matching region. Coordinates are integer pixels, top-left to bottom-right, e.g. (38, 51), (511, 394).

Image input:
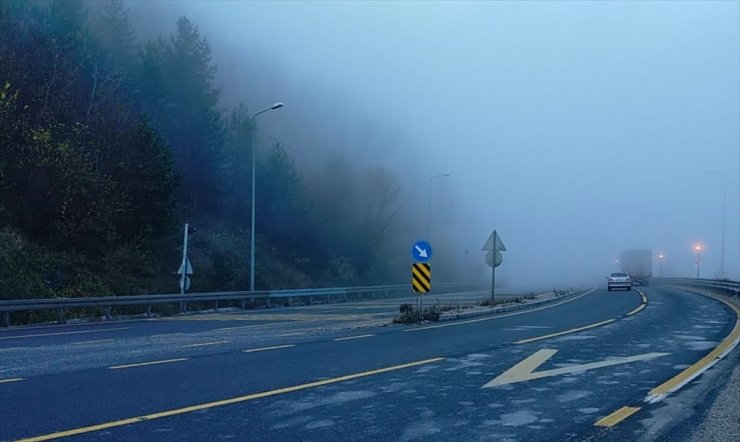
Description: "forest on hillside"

(0, 0), (421, 299)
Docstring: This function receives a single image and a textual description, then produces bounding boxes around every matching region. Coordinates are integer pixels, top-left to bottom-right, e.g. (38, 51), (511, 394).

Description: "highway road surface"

(1, 286), (738, 441)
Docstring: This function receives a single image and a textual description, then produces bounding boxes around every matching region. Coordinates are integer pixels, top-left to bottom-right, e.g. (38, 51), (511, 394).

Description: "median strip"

(333, 334), (374, 341)
(243, 344), (295, 353)
(406, 288), (597, 332)
(109, 358), (188, 370)
(17, 357), (445, 442)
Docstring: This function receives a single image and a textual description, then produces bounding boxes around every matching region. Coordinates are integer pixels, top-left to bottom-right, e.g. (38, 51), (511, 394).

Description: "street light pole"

(658, 253), (664, 278)
(704, 171), (727, 278)
(695, 245), (702, 279)
(427, 173), (451, 240)
(250, 102), (284, 292)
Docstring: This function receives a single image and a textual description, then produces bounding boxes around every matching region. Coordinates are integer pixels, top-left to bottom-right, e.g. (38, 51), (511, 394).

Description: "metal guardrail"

(654, 278), (740, 298)
(0, 282), (484, 327)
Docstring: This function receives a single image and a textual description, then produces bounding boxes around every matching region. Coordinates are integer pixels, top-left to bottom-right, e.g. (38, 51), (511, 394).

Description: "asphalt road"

(0, 286), (737, 441)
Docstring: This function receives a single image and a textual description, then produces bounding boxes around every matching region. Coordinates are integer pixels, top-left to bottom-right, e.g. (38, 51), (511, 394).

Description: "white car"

(607, 272), (632, 291)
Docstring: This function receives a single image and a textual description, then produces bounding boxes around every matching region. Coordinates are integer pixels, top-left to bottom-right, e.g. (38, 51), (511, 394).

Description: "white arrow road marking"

(415, 245), (428, 258)
(483, 349), (670, 388)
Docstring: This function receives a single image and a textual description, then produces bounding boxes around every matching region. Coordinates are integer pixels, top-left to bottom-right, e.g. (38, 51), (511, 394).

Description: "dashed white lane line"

(182, 341), (230, 348)
(0, 327), (132, 340)
(243, 344), (296, 353)
(332, 334), (375, 342)
(109, 358), (189, 370)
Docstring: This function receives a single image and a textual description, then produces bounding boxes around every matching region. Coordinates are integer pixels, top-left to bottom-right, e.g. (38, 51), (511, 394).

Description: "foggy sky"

(130, 1), (740, 289)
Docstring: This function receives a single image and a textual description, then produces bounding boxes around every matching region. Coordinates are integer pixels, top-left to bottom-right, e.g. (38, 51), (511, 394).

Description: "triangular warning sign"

(177, 258), (194, 275)
(482, 230), (507, 252)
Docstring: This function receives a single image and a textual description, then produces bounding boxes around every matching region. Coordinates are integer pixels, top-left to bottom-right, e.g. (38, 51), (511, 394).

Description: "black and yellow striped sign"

(412, 263), (431, 293)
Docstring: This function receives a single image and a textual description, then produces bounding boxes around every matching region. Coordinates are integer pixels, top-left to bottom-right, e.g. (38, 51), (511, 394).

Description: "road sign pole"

(180, 223), (189, 295)
(491, 265), (496, 305)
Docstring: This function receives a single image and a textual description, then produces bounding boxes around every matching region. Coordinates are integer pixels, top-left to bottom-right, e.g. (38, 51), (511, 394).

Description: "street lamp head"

(658, 254), (664, 259)
(271, 102), (284, 110)
(695, 245), (702, 252)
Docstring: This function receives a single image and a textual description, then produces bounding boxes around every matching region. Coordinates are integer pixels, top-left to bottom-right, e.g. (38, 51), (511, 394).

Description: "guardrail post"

(240, 299), (246, 309)
(146, 304), (152, 317)
(266, 296), (271, 308)
(179, 302), (186, 314)
(214, 300), (219, 311)
(57, 308), (65, 324)
(1, 311), (9, 327)
(105, 306), (112, 320)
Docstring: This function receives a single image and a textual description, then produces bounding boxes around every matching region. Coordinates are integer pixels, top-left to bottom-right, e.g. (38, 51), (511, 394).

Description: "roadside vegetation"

(0, 0), (421, 300)
(392, 293), (543, 324)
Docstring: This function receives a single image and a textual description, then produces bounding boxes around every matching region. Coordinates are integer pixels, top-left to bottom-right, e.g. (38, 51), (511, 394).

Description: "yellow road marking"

(627, 304), (646, 316)
(181, 341), (230, 348)
(646, 292), (740, 403)
(333, 334), (374, 341)
(484, 350), (668, 387)
(514, 319), (616, 344)
(406, 287), (597, 332)
(243, 344), (295, 353)
(513, 291), (648, 343)
(0, 327), (131, 340)
(594, 406), (641, 427)
(109, 358), (188, 370)
(17, 357), (445, 442)
(0, 378), (24, 384)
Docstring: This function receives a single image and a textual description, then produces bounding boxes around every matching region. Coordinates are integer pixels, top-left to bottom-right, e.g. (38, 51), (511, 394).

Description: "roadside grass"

(392, 292), (541, 324)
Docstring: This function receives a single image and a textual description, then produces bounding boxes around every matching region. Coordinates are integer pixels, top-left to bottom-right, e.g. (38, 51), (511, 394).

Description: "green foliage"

(134, 16), (225, 215)
(0, 229), (55, 299)
(0, 0), (416, 302)
(393, 305), (440, 323)
(220, 103), (255, 220)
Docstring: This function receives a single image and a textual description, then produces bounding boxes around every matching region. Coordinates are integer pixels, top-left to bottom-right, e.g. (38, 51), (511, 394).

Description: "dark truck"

(620, 249), (653, 286)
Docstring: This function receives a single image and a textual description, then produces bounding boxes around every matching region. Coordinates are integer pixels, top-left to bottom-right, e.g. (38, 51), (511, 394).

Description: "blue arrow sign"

(411, 240), (433, 263)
